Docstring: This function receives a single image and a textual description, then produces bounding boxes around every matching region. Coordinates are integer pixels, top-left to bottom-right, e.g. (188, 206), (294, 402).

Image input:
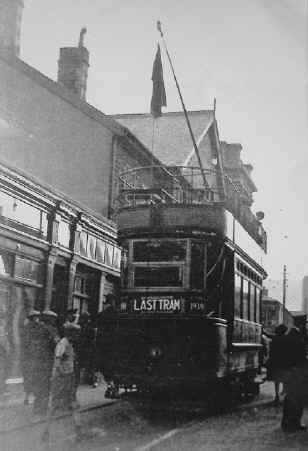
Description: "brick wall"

(0, 57), (114, 216)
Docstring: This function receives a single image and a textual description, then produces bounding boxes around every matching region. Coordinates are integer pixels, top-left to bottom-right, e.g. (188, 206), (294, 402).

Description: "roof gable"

(112, 110), (215, 166)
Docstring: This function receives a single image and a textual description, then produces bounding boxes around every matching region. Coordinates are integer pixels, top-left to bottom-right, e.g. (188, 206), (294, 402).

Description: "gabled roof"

(111, 110), (215, 166)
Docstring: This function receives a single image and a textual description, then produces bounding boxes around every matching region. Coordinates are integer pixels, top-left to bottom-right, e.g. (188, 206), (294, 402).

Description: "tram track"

(1, 384), (273, 438)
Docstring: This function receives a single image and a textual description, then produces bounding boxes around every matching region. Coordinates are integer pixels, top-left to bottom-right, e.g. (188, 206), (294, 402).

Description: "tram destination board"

(133, 296), (182, 313)
(121, 296), (205, 313)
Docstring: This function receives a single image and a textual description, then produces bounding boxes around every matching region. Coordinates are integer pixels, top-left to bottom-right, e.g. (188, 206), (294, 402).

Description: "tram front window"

(133, 239), (186, 262)
(134, 266), (183, 287)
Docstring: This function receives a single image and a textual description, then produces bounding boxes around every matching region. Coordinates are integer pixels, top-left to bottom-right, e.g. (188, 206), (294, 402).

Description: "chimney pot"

(0, 0), (24, 57)
(57, 29), (89, 100)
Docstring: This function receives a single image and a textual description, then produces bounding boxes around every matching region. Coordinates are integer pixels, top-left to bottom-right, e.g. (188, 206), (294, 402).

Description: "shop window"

(58, 221), (70, 248)
(113, 247), (121, 270)
(0, 190), (47, 236)
(105, 244), (114, 267)
(87, 235), (97, 260)
(79, 232), (88, 257)
(14, 256), (41, 283)
(96, 240), (106, 263)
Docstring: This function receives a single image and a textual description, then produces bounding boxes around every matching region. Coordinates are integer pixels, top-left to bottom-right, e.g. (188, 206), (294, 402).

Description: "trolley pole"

(282, 264), (287, 324)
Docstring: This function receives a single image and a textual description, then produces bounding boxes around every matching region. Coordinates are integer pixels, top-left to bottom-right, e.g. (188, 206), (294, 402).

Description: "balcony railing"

(116, 166), (267, 251)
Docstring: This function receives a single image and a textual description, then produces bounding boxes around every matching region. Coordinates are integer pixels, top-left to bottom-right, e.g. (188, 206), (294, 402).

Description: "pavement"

(0, 379), (115, 434)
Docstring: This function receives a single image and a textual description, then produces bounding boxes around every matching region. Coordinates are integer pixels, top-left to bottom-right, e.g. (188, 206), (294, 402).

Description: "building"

(0, 0), (161, 220)
(0, 159), (121, 380)
(0, 1), (166, 383)
(261, 289), (293, 334)
(302, 276), (308, 315)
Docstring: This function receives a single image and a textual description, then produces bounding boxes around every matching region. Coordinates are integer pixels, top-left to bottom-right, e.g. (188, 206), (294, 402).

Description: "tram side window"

(249, 282), (255, 322)
(234, 273), (242, 317)
(255, 287), (261, 323)
(242, 279), (249, 320)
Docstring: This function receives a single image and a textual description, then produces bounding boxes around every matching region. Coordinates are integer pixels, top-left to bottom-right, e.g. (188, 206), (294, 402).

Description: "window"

(0, 190), (48, 236)
(58, 221), (70, 248)
(14, 256), (41, 283)
(190, 241), (205, 289)
(234, 273), (242, 317)
(131, 239), (187, 289)
(242, 279), (249, 320)
(0, 252), (14, 278)
(255, 287), (261, 322)
(249, 282), (255, 321)
(133, 239), (187, 262)
(134, 266), (183, 287)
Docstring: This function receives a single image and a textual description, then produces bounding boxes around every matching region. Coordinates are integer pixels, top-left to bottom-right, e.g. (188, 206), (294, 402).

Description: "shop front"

(0, 162), (121, 383)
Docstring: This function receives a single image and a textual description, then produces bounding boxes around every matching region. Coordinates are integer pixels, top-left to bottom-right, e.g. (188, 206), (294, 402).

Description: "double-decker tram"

(100, 164), (267, 401)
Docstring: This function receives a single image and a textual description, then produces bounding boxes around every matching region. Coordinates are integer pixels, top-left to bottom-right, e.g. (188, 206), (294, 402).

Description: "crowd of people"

(16, 302), (308, 438)
(264, 324), (308, 433)
(20, 307), (97, 417)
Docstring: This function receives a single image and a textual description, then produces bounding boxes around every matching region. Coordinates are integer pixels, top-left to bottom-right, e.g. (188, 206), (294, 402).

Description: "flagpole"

(156, 21), (208, 190)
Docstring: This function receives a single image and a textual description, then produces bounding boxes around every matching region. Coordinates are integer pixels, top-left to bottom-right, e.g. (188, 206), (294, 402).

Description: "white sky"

(21, 0), (307, 301)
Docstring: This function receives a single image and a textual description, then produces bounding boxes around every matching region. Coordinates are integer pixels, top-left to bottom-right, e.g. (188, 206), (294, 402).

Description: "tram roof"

(111, 110), (215, 166)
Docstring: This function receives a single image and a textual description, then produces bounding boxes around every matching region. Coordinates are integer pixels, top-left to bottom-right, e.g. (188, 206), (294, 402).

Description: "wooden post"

(98, 273), (106, 312)
(44, 249), (57, 310)
(282, 264), (287, 324)
(67, 257), (78, 309)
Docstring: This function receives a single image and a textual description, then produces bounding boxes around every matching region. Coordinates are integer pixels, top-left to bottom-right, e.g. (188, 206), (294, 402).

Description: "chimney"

(57, 28), (89, 100)
(0, 0), (24, 56)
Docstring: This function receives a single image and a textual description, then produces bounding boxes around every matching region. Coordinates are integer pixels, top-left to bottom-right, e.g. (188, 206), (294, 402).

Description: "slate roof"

(111, 110), (215, 166)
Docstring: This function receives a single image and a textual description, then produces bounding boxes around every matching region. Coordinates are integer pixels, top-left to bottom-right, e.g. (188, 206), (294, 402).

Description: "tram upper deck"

(115, 165), (267, 254)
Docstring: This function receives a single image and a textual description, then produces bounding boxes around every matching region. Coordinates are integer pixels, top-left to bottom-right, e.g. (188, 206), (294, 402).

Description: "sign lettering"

(133, 297), (181, 312)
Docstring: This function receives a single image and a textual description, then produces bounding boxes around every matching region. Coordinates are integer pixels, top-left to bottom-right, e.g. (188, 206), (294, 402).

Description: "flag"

(150, 44), (167, 118)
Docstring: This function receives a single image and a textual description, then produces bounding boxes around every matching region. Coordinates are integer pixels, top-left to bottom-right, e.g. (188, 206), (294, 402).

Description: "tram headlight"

(148, 346), (163, 360)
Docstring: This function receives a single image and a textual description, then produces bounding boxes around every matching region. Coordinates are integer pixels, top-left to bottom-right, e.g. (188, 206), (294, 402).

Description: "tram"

(99, 164), (267, 399)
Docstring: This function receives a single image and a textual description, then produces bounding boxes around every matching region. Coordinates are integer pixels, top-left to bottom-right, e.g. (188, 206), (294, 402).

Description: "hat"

(42, 310), (58, 318)
(28, 309), (40, 318)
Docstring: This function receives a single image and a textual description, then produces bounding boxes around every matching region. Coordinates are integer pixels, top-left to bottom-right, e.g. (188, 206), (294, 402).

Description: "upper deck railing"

(116, 165), (267, 251)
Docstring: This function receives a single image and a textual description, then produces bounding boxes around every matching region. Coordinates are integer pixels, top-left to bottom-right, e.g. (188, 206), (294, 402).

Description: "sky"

(20, 0), (307, 307)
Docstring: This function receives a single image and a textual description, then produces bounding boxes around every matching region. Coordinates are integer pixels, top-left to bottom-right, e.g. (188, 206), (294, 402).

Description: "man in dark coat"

(30, 311), (58, 415)
(281, 327), (308, 432)
(266, 324), (288, 403)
